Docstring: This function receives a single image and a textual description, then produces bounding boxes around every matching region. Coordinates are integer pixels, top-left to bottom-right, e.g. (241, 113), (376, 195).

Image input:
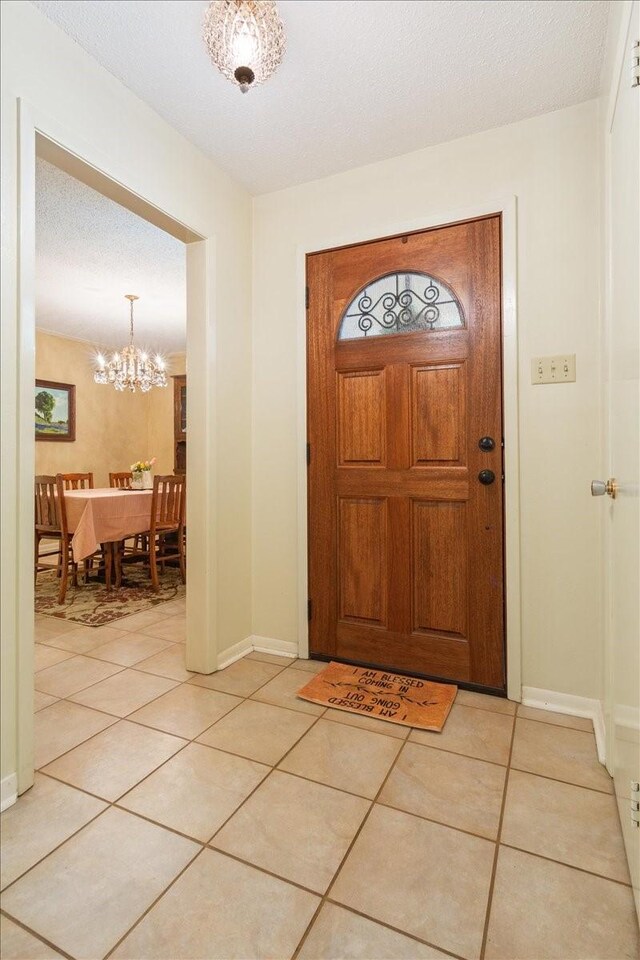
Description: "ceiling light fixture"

(203, 0), (286, 94)
(94, 295), (167, 393)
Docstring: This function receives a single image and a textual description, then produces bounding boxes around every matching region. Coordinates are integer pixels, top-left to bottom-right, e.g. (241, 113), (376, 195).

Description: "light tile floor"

(0, 607), (638, 960)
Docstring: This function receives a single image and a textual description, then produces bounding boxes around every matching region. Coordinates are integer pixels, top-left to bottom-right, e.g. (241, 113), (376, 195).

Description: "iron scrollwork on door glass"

(337, 271), (465, 340)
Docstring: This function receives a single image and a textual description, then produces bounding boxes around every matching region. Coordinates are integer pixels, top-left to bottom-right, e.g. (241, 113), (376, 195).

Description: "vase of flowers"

(131, 458), (156, 489)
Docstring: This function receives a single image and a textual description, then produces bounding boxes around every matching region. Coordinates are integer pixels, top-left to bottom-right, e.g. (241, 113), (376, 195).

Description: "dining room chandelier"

(203, 0), (286, 93)
(94, 295), (167, 393)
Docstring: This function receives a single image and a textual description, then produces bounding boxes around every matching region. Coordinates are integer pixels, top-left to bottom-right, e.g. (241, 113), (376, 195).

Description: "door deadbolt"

(478, 436), (495, 452)
(478, 470), (496, 485)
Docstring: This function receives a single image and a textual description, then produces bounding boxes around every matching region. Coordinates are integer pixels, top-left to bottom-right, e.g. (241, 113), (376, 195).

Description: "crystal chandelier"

(94, 295), (167, 393)
(203, 0), (286, 93)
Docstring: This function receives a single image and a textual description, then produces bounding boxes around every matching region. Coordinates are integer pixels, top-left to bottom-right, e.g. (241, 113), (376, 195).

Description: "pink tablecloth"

(65, 489), (153, 562)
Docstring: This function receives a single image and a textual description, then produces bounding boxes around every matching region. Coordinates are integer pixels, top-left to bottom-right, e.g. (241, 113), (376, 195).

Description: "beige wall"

(35, 331), (185, 485)
(1, 0), (252, 795)
(252, 99), (603, 701)
(36, 331), (147, 486)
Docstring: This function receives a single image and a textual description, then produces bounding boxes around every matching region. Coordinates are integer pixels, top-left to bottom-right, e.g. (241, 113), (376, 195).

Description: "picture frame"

(35, 379), (76, 442)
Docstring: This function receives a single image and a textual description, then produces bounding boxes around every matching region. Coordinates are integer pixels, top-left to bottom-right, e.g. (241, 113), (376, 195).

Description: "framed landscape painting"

(35, 379), (76, 442)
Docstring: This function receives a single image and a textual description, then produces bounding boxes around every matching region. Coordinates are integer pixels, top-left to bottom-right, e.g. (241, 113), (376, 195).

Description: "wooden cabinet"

(173, 375), (186, 474)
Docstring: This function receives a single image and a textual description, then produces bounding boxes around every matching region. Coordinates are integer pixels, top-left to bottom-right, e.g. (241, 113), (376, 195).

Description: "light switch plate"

(531, 354), (576, 384)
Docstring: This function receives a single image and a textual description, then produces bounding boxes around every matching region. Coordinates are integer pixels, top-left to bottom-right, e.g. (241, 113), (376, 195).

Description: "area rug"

(35, 566), (185, 627)
(296, 661), (457, 732)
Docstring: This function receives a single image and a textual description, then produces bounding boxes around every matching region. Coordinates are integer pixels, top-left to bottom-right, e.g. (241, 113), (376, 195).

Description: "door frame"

(9, 98), (219, 798)
(601, 0), (637, 776)
(295, 198), (522, 701)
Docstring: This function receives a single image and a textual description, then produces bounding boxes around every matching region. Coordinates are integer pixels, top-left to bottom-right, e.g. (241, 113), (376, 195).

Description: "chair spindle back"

(59, 472), (94, 490)
(109, 472), (133, 489)
(151, 475), (186, 532)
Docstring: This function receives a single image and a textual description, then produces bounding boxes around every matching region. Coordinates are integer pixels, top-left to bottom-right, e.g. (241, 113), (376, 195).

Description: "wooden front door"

(306, 216), (505, 691)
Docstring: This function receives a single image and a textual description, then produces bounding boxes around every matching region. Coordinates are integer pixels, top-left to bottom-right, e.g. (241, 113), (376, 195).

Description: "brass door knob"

(591, 479), (617, 499)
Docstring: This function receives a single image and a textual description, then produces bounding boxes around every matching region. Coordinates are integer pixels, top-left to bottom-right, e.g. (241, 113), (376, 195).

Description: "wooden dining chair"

(109, 470), (147, 557)
(34, 475), (77, 603)
(146, 475), (186, 591)
(59, 472), (94, 490)
(109, 471), (132, 489)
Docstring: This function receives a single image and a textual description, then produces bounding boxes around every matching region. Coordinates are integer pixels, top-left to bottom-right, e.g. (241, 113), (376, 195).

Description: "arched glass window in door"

(337, 271), (464, 340)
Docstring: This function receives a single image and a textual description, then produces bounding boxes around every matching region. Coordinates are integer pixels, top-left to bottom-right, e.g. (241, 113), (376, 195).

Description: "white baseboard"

(521, 686), (606, 765)
(1, 773), (17, 812)
(613, 704), (640, 741)
(216, 635), (298, 671)
(250, 635), (298, 658)
(592, 700), (606, 766)
(216, 636), (254, 670)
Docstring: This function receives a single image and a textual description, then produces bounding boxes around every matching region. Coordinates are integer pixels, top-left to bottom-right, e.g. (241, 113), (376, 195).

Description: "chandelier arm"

(93, 294), (167, 393)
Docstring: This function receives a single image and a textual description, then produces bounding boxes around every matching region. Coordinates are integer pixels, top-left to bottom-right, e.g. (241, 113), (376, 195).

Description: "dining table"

(65, 488), (153, 563)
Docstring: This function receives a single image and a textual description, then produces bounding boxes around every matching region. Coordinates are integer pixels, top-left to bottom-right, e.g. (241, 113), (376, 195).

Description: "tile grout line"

(35, 650), (297, 771)
(514, 713), (603, 743)
(32, 659), (614, 825)
(19, 675), (254, 894)
(505, 765), (614, 796)
(41, 733), (636, 920)
(404, 737), (511, 770)
(15, 648), (623, 959)
(515, 702), (594, 733)
(36, 656), (294, 780)
(5, 658), (297, 950)
(35, 662), (129, 702)
(0, 907), (76, 960)
(35, 606), (185, 650)
(102, 846), (206, 960)
(63, 674), (184, 719)
(496, 841), (633, 889)
(13, 661), (320, 901)
(33, 664), (615, 849)
(101, 678), (335, 958)
(35, 691), (188, 772)
(291, 732), (416, 959)
(34, 755), (633, 903)
(478, 708), (518, 959)
(204, 713), (329, 845)
(323, 899), (469, 960)
(8, 784), (629, 960)
(37, 625), (597, 736)
(201, 845), (324, 899)
(316, 710), (411, 743)
(0, 804), (109, 896)
(36, 637), (183, 673)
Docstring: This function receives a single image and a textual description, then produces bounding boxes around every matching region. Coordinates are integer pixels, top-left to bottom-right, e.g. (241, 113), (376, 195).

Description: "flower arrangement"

(130, 457), (156, 489)
(130, 457), (156, 473)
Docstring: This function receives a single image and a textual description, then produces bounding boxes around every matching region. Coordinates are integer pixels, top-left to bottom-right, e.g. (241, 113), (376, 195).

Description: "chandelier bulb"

(93, 295), (167, 394)
(203, 1), (286, 93)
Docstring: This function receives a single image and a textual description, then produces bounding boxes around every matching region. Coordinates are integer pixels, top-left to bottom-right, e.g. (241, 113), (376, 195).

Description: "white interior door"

(602, 0), (640, 918)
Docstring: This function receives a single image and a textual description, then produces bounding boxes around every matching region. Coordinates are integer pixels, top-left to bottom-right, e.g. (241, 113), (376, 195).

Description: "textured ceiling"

(30, 0), (610, 195)
(36, 158), (186, 352)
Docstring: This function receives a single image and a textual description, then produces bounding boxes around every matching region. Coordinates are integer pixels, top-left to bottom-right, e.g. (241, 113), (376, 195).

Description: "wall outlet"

(531, 355), (576, 384)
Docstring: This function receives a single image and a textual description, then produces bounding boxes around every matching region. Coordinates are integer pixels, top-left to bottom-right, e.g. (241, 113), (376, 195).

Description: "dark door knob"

(478, 436), (495, 452)
(478, 469), (495, 485)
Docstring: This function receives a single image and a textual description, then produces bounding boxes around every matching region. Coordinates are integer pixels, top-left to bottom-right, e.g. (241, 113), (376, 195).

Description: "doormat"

(296, 661), (457, 732)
